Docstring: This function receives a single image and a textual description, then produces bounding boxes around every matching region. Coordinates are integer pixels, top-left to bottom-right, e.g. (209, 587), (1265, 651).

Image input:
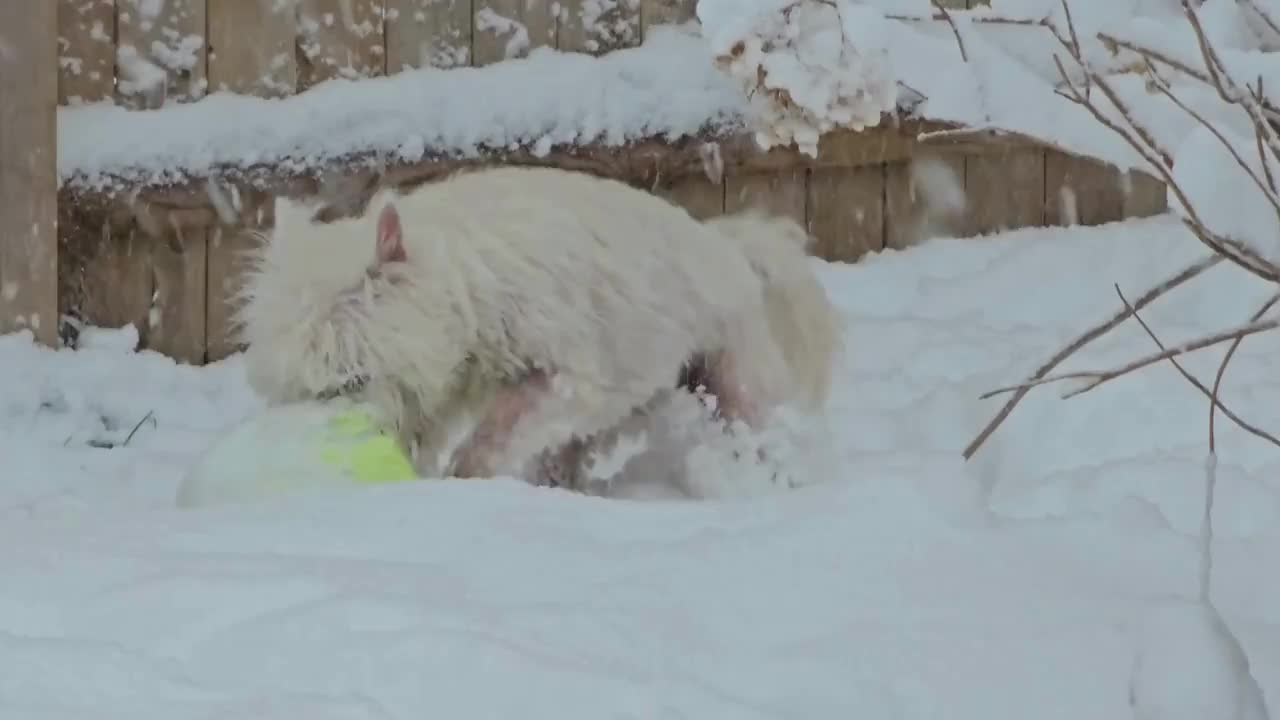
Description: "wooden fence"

(0, 0), (1169, 366)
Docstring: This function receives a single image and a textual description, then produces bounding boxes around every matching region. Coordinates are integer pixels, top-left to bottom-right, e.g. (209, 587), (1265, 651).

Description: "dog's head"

(234, 190), (457, 416)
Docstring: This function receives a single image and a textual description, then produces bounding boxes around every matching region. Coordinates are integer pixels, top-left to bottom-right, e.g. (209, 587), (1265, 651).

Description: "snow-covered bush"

(697, 0), (899, 157)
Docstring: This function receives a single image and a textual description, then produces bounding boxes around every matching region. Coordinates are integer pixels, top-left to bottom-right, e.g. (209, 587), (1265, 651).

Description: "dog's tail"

(705, 210), (843, 412)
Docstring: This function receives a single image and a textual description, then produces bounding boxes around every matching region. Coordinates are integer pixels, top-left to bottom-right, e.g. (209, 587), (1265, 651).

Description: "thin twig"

(1098, 32), (1210, 83)
(1242, 0), (1280, 41)
(963, 254), (1223, 460)
(1142, 60), (1280, 229)
(1050, 11), (1280, 282)
(1209, 292), (1280, 451)
(123, 410), (156, 447)
(885, 12), (1043, 26)
(982, 316), (1280, 400)
(1113, 284), (1280, 450)
(1183, 0), (1280, 160)
(1059, 0), (1090, 100)
(1252, 77), (1278, 193)
(1095, 32), (1280, 125)
(931, 0), (968, 62)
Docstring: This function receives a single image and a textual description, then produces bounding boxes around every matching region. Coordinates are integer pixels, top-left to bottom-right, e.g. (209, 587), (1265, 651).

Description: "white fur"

(236, 166), (841, 480)
(704, 209), (844, 412)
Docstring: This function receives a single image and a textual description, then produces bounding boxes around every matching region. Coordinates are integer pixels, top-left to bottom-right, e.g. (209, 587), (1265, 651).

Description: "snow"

(60, 0), (1278, 191)
(697, 0), (900, 156)
(59, 25), (753, 191)
(3, 215), (1278, 718)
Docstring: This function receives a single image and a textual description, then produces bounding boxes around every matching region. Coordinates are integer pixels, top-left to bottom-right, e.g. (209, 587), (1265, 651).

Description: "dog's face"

(236, 196), (414, 405)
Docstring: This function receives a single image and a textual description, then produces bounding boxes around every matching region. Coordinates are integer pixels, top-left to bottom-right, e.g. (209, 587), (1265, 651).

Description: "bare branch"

(1098, 32), (1210, 83)
(1182, 0), (1280, 159)
(1251, 77), (1278, 193)
(1142, 62), (1280, 229)
(1210, 291), (1280, 451)
(1241, 0), (1280, 40)
(1048, 7), (1280, 283)
(981, 316), (1280, 400)
(1094, 32), (1280, 125)
(930, 0), (968, 62)
(885, 12), (1043, 26)
(1112, 284), (1280, 450)
(963, 254), (1223, 460)
(1059, 0), (1090, 100)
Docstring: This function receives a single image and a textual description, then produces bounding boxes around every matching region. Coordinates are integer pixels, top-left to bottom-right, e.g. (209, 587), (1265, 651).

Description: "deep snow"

(2, 214), (1277, 718)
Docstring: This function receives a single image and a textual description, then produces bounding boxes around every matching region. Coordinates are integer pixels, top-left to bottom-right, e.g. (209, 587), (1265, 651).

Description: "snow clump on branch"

(697, 0), (899, 157)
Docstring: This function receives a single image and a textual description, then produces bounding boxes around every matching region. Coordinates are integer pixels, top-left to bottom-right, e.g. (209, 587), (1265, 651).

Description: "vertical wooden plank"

(558, 0), (641, 55)
(297, 0), (386, 90)
(60, 208), (154, 340)
(116, 0), (207, 109)
(204, 5), (296, 362)
(641, 0), (698, 37)
(473, 0), (557, 66)
(385, 0), (472, 72)
(807, 166), (884, 263)
(204, 189), (274, 361)
(58, 0), (116, 105)
(655, 175), (724, 221)
(205, 225), (258, 362)
(0, 2), (59, 345)
(885, 153), (968, 249)
(1045, 150), (1124, 226)
(1122, 168), (1169, 219)
(966, 148), (1046, 235)
(207, 0), (297, 97)
(148, 228), (207, 365)
(725, 170), (807, 226)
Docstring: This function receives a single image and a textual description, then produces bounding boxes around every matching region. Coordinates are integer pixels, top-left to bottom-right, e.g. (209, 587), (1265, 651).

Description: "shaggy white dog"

(235, 166), (842, 485)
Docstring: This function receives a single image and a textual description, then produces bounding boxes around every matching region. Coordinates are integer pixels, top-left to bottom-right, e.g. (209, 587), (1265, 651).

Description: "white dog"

(235, 166), (842, 484)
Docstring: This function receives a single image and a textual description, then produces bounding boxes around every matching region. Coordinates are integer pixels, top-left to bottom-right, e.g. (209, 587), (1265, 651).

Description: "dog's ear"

(375, 202), (406, 264)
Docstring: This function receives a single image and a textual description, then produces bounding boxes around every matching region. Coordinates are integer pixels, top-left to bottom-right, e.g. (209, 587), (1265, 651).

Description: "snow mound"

(58, 25), (751, 191)
(698, 0), (899, 157)
(2, 217), (1279, 717)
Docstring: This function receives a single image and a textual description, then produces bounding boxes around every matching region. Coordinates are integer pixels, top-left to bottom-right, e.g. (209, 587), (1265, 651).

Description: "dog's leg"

(689, 350), (764, 429)
(449, 369), (553, 478)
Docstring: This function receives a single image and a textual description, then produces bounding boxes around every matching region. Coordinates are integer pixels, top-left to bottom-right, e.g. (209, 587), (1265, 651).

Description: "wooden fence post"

(0, 2), (59, 345)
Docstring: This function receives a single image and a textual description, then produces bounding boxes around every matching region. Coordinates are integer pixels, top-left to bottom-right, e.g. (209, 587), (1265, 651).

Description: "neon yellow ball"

(317, 408), (417, 484)
(177, 398), (417, 508)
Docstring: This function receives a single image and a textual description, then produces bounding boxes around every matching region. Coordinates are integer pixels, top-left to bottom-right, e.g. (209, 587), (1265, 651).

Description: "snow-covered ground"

(2, 214), (1276, 718)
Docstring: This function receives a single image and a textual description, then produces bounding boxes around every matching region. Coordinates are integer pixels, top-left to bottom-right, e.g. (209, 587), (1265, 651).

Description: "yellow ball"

(177, 398), (417, 508)
(317, 408), (417, 484)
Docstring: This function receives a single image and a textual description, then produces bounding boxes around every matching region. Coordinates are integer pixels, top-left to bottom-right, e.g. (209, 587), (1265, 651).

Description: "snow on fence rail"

(1, 0), (1169, 366)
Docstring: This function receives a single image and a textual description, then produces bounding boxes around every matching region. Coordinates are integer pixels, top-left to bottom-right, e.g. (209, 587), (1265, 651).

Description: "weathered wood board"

(386, 0), (473, 70)
(641, 0), (698, 37)
(59, 206), (153, 345)
(966, 148), (1045, 235)
(884, 153), (967, 249)
(205, 225), (259, 362)
(656, 175), (724, 221)
(207, 0), (297, 97)
(1122, 168), (1170, 219)
(1045, 150), (1125, 226)
(149, 228), (207, 364)
(474, 0), (557, 65)
(808, 166), (885, 262)
(58, 0), (117, 105)
(116, 0), (207, 108)
(297, 0), (386, 90)
(0, 1), (60, 345)
(558, 0), (642, 55)
(725, 170), (807, 226)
